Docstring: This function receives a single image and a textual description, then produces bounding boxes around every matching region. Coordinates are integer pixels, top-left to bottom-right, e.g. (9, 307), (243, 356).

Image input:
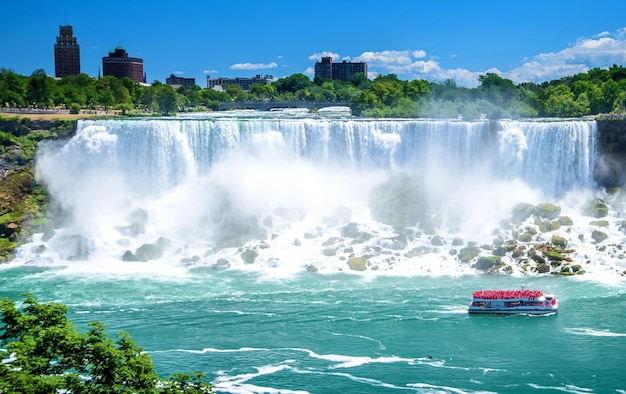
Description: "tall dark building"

(314, 57), (367, 82)
(102, 46), (146, 83)
(314, 56), (333, 80)
(54, 25), (80, 78)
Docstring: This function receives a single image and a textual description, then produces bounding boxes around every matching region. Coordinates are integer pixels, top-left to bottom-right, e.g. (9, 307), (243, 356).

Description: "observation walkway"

(218, 100), (349, 111)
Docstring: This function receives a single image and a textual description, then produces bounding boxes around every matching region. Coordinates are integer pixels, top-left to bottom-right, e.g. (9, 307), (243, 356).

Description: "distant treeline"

(2, 65), (626, 118)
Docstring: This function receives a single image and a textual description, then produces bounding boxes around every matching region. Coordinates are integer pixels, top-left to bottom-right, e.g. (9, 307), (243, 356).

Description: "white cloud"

(173, 70), (184, 75)
(504, 29), (626, 84)
(354, 50), (414, 65)
(350, 49), (483, 86)
(347, 28), (626, 87)
(304, 67), (314, 76)
(308, 51), (340, 61)
(230, 62), (278, 70)
(203, 70), (218, 74)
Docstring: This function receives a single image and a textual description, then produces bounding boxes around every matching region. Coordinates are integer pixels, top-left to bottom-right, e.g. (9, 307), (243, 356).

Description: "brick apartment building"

(206, 74), (271, 91)
(166, 74), (196, 89)
(314, 57), (367, 82)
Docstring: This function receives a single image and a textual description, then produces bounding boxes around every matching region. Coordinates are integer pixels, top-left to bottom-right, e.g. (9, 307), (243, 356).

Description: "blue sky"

(3, 0), (626, 87)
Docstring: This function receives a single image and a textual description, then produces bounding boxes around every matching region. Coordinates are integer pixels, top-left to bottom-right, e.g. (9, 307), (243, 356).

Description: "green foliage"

(3, 64), (626, 117)
(0, 293), (214, 393)
(274, 73), (313, 96)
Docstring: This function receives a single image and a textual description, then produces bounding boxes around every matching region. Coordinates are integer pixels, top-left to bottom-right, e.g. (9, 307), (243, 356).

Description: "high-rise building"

(54, 25), (80, 78)
(102, 46), (146, 83)
(314, 57), (367, 82)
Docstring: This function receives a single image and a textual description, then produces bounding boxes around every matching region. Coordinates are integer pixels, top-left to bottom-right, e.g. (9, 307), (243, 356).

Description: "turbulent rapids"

(19, 111), (626, 279)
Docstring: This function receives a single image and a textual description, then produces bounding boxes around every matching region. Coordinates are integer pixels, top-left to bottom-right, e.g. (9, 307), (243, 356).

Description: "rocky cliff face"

(596, 120), (626, 188)
(0, 119), (75, 261)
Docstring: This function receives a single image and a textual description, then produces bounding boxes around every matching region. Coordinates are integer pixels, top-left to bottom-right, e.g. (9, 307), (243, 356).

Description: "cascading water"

(18, 113), (623, 278)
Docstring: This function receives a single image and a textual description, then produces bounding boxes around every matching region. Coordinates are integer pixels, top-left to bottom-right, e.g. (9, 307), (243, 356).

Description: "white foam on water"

(562, 327), (626, 337)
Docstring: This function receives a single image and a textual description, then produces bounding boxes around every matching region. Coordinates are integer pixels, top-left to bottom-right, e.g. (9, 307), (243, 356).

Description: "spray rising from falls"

(25, 114), (624, 278)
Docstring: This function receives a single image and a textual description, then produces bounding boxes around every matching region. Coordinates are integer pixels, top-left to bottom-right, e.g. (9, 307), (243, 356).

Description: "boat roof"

(472, 289), (544, 300)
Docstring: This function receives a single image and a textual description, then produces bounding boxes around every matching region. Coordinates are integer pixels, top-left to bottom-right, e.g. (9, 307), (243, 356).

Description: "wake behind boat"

(468, 289), (558, 315)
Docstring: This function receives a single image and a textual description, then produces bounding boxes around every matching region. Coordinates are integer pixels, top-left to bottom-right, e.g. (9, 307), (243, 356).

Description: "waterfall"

(497, 120), (597, 196)
(45, 117), (596, 196)
(28, 114), (604, 276)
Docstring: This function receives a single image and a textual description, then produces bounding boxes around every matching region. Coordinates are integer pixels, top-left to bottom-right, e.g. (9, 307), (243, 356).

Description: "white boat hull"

(468, 307), (557, 315)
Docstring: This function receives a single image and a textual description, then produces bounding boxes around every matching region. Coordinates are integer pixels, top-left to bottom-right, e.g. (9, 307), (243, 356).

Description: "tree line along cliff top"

(2, 65), (626, 118)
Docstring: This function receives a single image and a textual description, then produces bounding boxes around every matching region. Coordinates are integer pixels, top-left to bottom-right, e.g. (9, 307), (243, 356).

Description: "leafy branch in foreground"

(0, 293), (213, 393)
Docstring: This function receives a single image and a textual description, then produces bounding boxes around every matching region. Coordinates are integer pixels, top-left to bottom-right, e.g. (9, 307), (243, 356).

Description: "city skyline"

(2, 0), (626, 87)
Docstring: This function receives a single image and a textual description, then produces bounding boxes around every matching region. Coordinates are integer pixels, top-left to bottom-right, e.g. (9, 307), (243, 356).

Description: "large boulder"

(511, 203), (535, 222)
(474, 256), (501, 271)
(213, 258), (230, 269)
(591, 230), (608, 243)
(56, 234), (93, 261)
(535, 203), (561, 220)
(348, 257), (367, 271)
(551, 235), (568, 248)
(241, 249), (258, 264)
(341, 222), (362, 239)
(585, 199), (609, 218)
(458, 246), (480, 263)
(133, 243), (165, 261)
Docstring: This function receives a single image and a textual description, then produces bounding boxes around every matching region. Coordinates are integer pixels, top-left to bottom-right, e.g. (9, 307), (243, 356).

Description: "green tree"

(542, 85), (589, 117)
(349, 72), (369, 88)
(273, 73), (312, 95)
(0, 293), (214, 393)
(225, 83), (244, 99)
(478, 72), (517, 104)
(250, 83), (276, 100)
(154, 84), (178, 114)
(26, 69), (55, 107)
(97, 89), (115, 111)
(0, 68), (28, 107)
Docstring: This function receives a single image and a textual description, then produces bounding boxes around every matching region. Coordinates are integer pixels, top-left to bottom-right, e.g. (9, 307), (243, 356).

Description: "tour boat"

(468, 289), (558, 315)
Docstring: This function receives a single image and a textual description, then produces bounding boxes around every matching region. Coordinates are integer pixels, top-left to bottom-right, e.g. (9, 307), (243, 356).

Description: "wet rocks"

(57, 234), (93, 261)
(122, 237), (171, 262)
(534, 203), (561, 220)
(240, 248), (258, 264)
(347, 256), (367, 271)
